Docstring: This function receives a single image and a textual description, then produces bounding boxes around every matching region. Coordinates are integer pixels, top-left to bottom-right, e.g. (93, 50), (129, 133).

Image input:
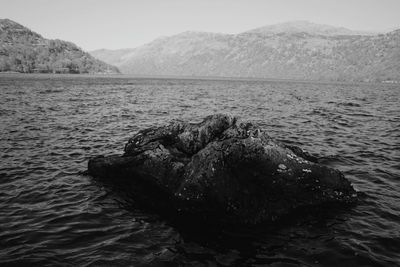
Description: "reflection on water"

(0, 74), (399, 266)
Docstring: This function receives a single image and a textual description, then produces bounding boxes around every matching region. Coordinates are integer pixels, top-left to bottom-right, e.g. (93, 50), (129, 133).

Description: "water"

(0, 74), (399, 266)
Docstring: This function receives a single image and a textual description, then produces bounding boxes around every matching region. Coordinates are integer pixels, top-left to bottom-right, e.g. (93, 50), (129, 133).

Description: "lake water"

(1, 74), (399, 266)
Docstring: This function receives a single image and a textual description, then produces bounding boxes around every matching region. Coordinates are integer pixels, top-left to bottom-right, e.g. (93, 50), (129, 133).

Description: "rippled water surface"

(1, 74), (399, 266)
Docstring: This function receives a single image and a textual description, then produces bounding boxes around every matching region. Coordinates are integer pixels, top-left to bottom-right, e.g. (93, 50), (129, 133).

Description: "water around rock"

(2, 75), (399, 266)
(88, 114), (357, 224)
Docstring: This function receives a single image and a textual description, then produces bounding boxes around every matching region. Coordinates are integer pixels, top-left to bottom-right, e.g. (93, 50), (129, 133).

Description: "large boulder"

(88, 114), (357, 224)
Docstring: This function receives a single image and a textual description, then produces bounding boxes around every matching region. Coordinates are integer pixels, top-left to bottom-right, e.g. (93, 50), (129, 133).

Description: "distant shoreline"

(1, 72), (397, 86)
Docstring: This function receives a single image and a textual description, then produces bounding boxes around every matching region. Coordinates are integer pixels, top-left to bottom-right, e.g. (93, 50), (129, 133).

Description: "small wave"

(337, 102), (362, 107)
(39, 89), (64, 94)
(1, 75), (399, 266)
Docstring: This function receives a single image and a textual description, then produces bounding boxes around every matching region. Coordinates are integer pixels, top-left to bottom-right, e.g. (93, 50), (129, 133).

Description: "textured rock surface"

(88, 114), (357, 224)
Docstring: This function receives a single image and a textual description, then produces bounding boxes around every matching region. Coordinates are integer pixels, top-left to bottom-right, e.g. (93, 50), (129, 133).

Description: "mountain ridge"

(90, 21), (400, 82)
(0, 18), (119, 74)
(243, 20), (379, 36)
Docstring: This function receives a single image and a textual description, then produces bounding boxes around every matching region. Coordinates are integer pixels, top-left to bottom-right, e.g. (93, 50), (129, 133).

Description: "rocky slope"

(91, 21), (399, 82)
(0, 19), (119, 74)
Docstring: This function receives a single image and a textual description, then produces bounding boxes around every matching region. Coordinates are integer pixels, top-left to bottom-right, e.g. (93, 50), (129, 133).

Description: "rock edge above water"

(88, 114), (357, 225)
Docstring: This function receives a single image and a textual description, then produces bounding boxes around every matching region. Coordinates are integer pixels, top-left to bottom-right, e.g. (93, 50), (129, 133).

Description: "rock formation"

(88, 114), (357, 224)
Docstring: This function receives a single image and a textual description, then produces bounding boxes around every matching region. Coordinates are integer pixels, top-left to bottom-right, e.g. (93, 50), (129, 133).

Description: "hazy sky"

(1, 0), (400, 51)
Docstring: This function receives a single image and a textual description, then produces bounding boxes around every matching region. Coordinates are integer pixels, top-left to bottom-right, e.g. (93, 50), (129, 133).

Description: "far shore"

(0, 72), (398, 85)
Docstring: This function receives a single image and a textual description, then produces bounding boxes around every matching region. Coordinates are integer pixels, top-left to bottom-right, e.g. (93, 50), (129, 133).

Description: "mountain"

(90, 48), (135, 68)
(0, 19), (119, 74)
(91, 21), (400, 82)
(246, 20), (378, 36)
